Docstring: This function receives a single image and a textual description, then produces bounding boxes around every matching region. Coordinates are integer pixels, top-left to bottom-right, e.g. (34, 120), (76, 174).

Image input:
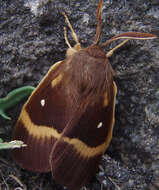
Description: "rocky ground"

(0, 0), (159, 190)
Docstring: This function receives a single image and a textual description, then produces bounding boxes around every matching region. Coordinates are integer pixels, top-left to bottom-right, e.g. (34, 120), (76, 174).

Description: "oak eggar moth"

(12, 0), (157, 189)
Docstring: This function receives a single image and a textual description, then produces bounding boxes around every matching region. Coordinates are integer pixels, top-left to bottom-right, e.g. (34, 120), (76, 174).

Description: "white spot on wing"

(97, 122), (103, 129)
(40, 99), (45, 107)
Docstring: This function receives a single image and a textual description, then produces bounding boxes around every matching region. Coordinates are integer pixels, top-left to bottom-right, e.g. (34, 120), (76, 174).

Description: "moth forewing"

(49, 74), (117, 190)
(13, 60), (66, 172)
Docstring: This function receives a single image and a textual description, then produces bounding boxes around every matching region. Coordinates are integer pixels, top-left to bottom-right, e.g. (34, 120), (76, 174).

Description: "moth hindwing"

(12, 0), (157, 189)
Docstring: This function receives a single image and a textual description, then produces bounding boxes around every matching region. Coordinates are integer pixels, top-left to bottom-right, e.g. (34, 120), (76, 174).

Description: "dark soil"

(0, 0), (159, 190)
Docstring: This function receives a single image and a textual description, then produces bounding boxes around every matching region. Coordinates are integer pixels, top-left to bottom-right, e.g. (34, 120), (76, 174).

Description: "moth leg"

(106, 39), (129, 58)
(62, 12), (79, 45)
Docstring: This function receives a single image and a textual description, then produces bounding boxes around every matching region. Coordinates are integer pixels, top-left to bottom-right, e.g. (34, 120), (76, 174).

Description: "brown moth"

(12, 0), (157, 189)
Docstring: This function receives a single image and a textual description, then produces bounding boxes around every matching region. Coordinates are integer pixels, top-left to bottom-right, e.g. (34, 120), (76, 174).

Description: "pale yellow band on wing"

(51, 74), (63, 88)
(104, 82), (117, 148)
(103, 92), (108, 107)
(19, 108), (109, 158)
(25, 61), (63, 105)
(18, 80), (117, 159)
(37, 61), (62, 89)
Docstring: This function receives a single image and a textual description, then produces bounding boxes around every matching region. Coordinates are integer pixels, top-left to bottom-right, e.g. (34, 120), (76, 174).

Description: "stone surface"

(0, 0), (159, 189)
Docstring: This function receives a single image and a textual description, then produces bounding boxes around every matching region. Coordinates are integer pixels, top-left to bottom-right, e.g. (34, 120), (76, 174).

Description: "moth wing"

(13, 60), (72, 172)
(50, 82), (117, 190)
